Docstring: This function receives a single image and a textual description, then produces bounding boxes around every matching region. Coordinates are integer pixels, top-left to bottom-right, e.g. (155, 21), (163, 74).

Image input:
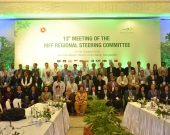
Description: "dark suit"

(14, 91), (26, 108)
(32, 76), (43, 95)
(90, 75), (97, 86)
(160, 92), (170, 104)
(147, 75), (158, 87)
(32, 68), (40, 77)
(75, 76), (85, 85)
(158, 76), (169, 85)
(53, 76), (64, 82)
(24, 70), (32, 77)
(107, 67), (116, 77)
(111, 91), (123, 109)
(18, 69), (24, 77)
(0, 76), (11, 87)
(124, 90), (136, 109)
(28, 92), (39, 104)
(98, 90), (112, 106)
(137, 92), (148, 100)
(10, 75), (21, 88)
(148, 90), (160, 100)
(124, 67), (135, 77)
(95, 80), (106, 92)
(153, 70), (159, 77)
(116, 68), (125, 77)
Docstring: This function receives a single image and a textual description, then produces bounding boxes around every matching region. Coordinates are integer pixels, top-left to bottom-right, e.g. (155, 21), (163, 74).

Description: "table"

(122, 102), (170, 135)
(0, 103), (70, 135)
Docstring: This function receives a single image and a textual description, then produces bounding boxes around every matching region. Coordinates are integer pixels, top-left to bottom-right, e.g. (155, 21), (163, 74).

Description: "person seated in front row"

(124, 84), (136, 109)
(41, 86), (52, 103)
(89, 85), (98, 96)
(3, 86), (14, 110)
(98, 85), (112, 106)
(112, 86), (123, 110)
(137, 86), (148, 100)
(28, 85), (38, 107)
(148, 84), (160, 100)
(74, 85), (87, 116)
(14, 85), (27, 108)
(160, 85), (170, 104)
(65, 87), (75, 115)
(53, 86), (63, 102)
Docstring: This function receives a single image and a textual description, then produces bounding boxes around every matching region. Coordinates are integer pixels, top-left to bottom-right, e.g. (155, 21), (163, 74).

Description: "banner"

(13, 19), (160, 70)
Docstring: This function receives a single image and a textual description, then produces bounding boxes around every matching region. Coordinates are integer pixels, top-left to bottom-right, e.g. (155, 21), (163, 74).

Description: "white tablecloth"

(0, 103), (70, 135)
(122, 102), (170, 135)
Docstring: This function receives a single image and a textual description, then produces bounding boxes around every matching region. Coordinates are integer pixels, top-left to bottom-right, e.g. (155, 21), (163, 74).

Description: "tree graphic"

(165, 33), (170, 41)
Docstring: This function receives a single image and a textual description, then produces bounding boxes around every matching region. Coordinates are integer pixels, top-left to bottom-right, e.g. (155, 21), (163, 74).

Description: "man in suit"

(124, 84), (136, 109)
(117, 72), (128, 95)
(10, 70), (21, 92)
(107, 62), (116, 78)
(53, 71), (64, 82)
(148, 84), (160, 100)
(32, 72), (42, 95)
(124, 61), (135, 77)
(138, 70), (148, 90)
(83, 74), (93, 94)
(127, 70), (139, 94)
(32, 63), (41, 77)
(98, 62), (107, 77)
(147, 70), (158, 89)
(89, 70), (97, 86)
(107, 76), (118, 93)
(21, 71), (32, 95)
(95, 73), (106, 93)
(24, 65), (32, 77)
(18, 64), (24, 78)
(0, 71), (11, 95)
(135, 61), (144, 76)
(158, 62), (168, 76)
(116, 62), (124, 77)
(158, 70), (169, 92)
(90, 63), (98, 76)
(98, 85), (112, 106)
(75, 71), (85, 86)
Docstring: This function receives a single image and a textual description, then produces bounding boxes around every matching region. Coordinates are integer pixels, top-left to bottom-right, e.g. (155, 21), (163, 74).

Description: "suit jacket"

(0, 76), (11, 86)
(107, 67), (116, 77)
(24, 69), (32, 77)
(153, 70), (159, 77)
(116, 68), (125, 77)
(75, 75), (85, 85)
(148, 89), (160, 100)
(83, 80), (93, 93)
(160, 92), (170, 103)
(90, 75), (97, 86)
(158, 67), (168, 76)
(53, 76), (64, 82)
(98, 90), (112, 100)
(28, 92), (38, 104)
(4, 92), (14, 102)
(127, 75), (139, 85)
(137, 92), (148, 100)
(107, 81), (118, 93)
(158, 75), (169, 85)
(147, 75), (158, 86)
(124, 90), (136, 102)
(14, 91), (25, 102)
(98, 67), (107, 76)
(124, 67), (135, 77)
(18, 69), (24, 77)
(10, 75), (21, 86)
(111, 91), (123, 101)
(95, 79), (106, 91)
(32, 76), (42, 88)
(89, 68), (98, 76)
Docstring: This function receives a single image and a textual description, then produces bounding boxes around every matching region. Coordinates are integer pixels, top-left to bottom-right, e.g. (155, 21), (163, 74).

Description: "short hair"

(56, 85), (60, 88)
(67, 70), (71, 73)
(14, 70), (18, 74)
(19, 64), (22, 66)
(78, 70), (82, 73)
(86, 74), (90, 77)
(161, 62), (166, 65)
(54, 63), (57, 65)
(137, 61), (141, 64)
(97, 73), (102, 77)
(73, 64), (77, 66)
(34, 63), (37, 66)
(92, 63), (96, 65)
(45, 62), (48, 64)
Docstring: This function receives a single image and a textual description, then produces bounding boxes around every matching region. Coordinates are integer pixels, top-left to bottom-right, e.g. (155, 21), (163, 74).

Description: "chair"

(13, 98), (22, 108)
(6, 100), (11, 110)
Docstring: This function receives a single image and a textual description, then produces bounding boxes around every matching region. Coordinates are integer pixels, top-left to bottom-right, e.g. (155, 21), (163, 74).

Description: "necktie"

(129, 91), (132, 96)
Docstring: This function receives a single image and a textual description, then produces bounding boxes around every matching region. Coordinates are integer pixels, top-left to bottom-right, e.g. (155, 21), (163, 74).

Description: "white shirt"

(51, 68), (60, 77)
(42, 67), (51, 77)
(102, 76), (108, 84)
(21, 76), (32, 86)
(66, 82), (78, 93)
(53, 81), (65, 94)
(145, 68), (151, 77)
(8, 68), (16, 77)
(42, 76), (53, 85)
(135, 67), (144, 76)
(80, 66), (89, 76)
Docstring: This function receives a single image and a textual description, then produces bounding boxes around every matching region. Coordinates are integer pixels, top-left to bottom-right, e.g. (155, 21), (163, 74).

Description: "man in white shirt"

(42, 62), (51, 77)
(71, 64), (78, 78)
(66, 76), (78, 93)
(144, 63), (151, 77)
(42, 71), (53, 92)
(8, 63), (15, 77)
(135, 61), (144, 76)
(61, 64), (69, 78)
(117, 72), (128, 94)
(80, 61), (89, 76)
(53, 76), (65, 94)
(89, 63), (98, 76)
(101, 71), (108, 85)
(21, 71), (32, 95)
(51, 63), (60, 77)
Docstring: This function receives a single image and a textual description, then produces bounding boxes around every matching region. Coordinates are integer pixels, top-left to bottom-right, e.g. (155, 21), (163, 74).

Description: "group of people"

(0, 60), (170, 115)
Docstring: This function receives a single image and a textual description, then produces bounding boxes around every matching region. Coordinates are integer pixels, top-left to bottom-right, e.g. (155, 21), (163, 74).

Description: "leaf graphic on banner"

(14, 20), (31, 37)
(165, 33), (170, 41)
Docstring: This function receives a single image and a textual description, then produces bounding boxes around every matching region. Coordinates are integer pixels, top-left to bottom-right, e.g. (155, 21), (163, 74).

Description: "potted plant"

(84, 96), (132, 135)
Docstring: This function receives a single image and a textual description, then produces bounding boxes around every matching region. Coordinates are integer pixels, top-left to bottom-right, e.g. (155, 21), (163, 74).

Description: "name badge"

(86, 88), (89, 91)
(92, 92), (95, 96)
(152, 81), (155, 84)
(163, 82), (166, 85)
(116, 97), (119, 100)
(4, 82), (7, 86)
(98, 86), (101, 90)
(166, 96), (168, 100)
(35, 83), (37, 86)
(112, 87), (114, 91)
(104, 96), (107, 100)
(132, 80), (135, 84)
(79, 81), (82, 84)
(141, 81), (144, 84)
(74, 75), (77, 78)
(121, 81), (124, 85)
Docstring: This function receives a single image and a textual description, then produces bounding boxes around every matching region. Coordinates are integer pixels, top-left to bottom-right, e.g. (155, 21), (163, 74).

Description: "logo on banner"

(63, 60), (66, 62)
(40, 27), (46, 33)
(120, 26), (134, 34)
